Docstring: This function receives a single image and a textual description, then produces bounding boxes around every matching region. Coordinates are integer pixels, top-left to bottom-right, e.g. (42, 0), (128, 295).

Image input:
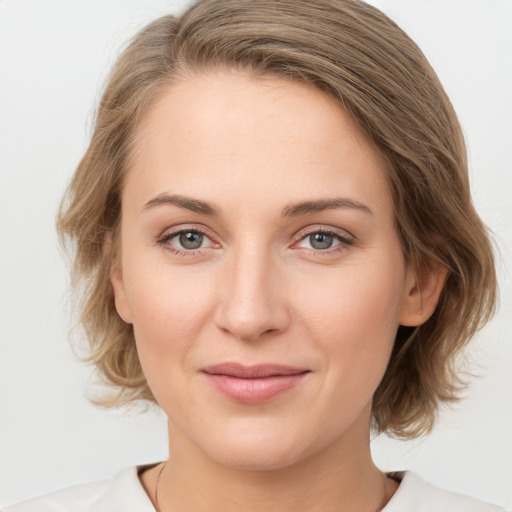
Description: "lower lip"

(203, 373), (308, 404)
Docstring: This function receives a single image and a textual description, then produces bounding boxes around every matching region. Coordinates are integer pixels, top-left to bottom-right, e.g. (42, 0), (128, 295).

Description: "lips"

(200, 363), (309, 404)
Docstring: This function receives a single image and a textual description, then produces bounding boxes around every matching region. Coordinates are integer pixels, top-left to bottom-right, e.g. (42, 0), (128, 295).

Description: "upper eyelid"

(293, 224), (354, 241)
(293, 231), (352, 249)
(157, 231), (217, 257)
(160, 224), (216, 238)
(156, 225), (218, 250)
(290, 226), (356, 254)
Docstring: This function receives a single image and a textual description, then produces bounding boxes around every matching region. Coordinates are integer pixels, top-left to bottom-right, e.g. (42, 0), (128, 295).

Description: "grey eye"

(179, 231), (204, 249)
(309, 233), (334, 250)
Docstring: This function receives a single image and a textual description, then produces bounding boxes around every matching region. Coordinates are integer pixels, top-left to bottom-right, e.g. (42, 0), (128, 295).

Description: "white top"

(4, 467), (508, 512)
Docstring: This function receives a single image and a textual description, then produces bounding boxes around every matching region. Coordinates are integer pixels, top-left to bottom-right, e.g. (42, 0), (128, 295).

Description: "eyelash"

(293, 228), (355, 257)
(155, 227), (216, 257)
(155, 226), (355, 257)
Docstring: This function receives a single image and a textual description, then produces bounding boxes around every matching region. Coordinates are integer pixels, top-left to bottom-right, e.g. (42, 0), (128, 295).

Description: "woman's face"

(112, 71), (420, 470)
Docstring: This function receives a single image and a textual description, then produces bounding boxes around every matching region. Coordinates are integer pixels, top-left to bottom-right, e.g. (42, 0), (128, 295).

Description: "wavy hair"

(57, 0), (497, 438)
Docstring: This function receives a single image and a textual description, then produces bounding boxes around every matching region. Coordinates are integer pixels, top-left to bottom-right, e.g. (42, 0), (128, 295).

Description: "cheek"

(290, 269), (404, 438)
(297, 264), (404, 332)
(121, 255), (218, 386)
(293, 261), (405, 382)
(124, 244), (216, 327)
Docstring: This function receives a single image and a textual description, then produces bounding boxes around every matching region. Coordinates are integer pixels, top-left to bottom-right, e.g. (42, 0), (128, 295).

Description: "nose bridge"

(215, 239), (288, 341)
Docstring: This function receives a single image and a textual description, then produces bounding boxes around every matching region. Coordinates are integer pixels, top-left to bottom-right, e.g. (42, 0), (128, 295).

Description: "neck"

(144, 414), (397, 512)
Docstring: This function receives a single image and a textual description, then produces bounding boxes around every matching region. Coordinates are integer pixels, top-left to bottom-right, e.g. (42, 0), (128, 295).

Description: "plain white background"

(0, 0), (511, 508)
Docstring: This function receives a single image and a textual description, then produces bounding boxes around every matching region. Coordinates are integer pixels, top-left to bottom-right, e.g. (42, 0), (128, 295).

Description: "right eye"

(156, 228), (216, 256)
(300, 232), (339, 250)
(172, 231), (207, 250)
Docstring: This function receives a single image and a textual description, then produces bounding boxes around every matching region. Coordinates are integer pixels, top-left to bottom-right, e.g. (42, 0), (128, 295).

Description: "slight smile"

(201, 363), (311, 405)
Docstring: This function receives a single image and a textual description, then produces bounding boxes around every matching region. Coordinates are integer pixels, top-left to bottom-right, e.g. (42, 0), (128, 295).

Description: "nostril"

(216, 320), (285, 342)
(213, 265), (291, 341)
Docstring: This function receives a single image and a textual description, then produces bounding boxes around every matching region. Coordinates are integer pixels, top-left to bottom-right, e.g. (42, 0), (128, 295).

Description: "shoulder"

(3, 467), (155, 512)
(384, 471), (508, 512)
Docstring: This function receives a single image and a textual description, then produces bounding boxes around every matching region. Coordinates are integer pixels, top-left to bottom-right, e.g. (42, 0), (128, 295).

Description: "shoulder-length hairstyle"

(57, 0), (497, 438)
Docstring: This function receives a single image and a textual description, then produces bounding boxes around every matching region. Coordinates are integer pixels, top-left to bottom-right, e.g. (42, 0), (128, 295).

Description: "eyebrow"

(281, 197), (373, 217)
(142, 193), (220, 216)
(142, 193), (372, 217)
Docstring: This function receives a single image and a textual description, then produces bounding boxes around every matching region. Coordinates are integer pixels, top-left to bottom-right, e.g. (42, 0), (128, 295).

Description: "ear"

(399, 260), (448, 327)
(105, 234), (133, 325)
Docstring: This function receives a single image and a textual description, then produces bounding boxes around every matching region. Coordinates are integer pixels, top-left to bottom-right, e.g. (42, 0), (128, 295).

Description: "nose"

(213, 244), (290, 342)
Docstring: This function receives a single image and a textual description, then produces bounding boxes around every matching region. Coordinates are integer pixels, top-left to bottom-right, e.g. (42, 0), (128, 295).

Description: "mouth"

(200, 363), (310, 404)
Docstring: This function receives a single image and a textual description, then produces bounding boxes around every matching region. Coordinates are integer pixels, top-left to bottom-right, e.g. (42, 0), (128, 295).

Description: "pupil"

(179, 231), (203, 249)
(310, 233), (333, 250)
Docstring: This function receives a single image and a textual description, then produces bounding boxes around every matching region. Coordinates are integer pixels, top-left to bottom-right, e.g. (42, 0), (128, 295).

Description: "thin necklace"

(154, 461), (167, 512)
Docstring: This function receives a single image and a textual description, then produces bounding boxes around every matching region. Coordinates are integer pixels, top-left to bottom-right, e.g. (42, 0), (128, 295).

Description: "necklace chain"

(154, 461), (167, 512)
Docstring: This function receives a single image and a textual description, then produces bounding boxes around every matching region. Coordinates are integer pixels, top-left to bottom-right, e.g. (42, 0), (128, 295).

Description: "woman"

(3, 0), (508, 510)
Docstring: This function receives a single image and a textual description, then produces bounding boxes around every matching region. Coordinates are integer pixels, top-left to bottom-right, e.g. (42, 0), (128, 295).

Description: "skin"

(111, 71), (446, 511)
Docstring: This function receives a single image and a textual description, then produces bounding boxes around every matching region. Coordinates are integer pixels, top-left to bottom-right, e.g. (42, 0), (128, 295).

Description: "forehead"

(126, 70), (391, 217)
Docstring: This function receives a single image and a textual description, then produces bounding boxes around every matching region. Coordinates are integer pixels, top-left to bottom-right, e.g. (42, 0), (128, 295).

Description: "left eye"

(169, 230), (210, 250)
(296, 231), (346, 251)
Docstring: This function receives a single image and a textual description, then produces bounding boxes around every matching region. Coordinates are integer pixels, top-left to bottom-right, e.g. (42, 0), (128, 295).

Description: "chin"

(212, 444), (303, 472)
(197, 421), (315, 472)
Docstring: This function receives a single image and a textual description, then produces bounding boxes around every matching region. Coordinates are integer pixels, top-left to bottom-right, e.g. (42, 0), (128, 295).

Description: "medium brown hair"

(57, 0), (497, 438)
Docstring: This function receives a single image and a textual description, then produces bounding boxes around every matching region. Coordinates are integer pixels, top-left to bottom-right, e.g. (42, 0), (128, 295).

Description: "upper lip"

(201, 363), (309, 379)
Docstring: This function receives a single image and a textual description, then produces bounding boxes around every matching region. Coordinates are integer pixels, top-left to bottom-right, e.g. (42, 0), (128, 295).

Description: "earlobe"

(110, 263), (133, 324)
(399, 261), (448, 327)
(105, 235), (133, 325)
